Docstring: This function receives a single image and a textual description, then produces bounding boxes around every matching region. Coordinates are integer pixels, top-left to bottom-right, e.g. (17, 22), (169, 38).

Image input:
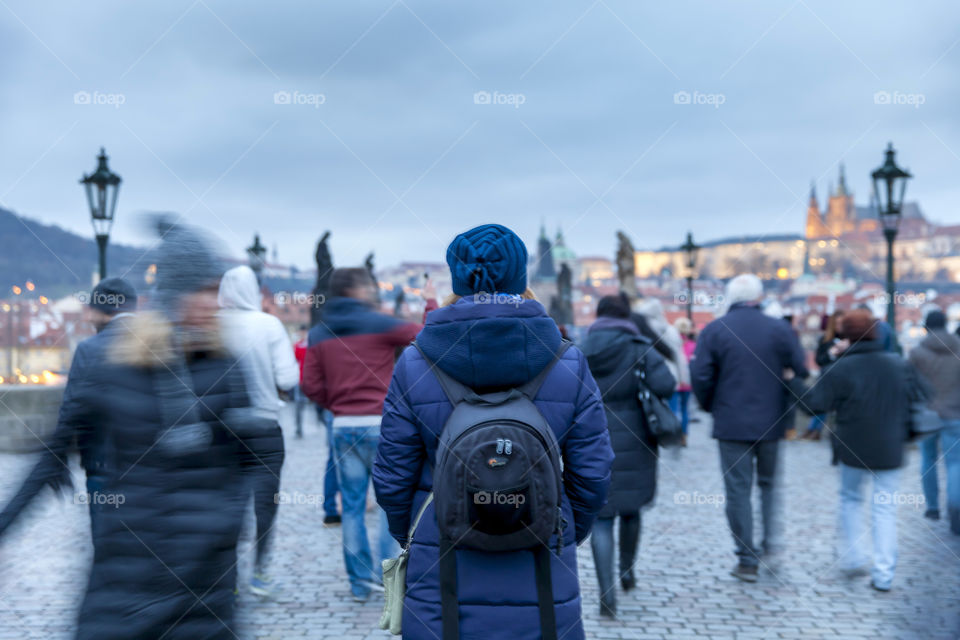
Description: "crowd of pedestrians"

(0, 220), (957, 639)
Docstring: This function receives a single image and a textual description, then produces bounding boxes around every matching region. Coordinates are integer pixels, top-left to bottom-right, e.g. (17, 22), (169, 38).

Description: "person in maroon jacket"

(302, 267), (421, 601)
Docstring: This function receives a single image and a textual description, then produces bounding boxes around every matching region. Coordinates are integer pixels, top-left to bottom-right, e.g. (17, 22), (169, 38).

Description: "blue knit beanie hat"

(446, 224), (528, 296)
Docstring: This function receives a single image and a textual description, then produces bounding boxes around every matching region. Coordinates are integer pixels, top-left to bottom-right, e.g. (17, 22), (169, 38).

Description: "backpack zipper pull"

(504, 439), (512, 455)
(496, 439), (504, 454)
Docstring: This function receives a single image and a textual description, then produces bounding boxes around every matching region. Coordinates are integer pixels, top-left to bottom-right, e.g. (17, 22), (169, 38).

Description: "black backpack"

(414, 340), (570, 640)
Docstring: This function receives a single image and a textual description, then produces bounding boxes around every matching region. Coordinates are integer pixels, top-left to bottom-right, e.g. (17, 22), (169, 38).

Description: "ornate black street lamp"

(247, 233), (268, 283)
(871, 143), (911, 352)
(681, 231), (700, 322)
(80, 148), (122, 280)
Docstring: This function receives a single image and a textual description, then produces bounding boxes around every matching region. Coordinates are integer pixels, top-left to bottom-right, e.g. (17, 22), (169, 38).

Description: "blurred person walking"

(373, 224), (612, 639)
(0, 278), (137, 537)
(8, 220), (259, 639)
(634, 297), (690, 407)
(582, 294), (675, 617)
(672, 316), (697, 443)
(301, 267), (421, 602)
(218, 265), (300, 596)
(293, 324), (310, 439)
(804, 311), (848, 442)
(907, 309), (960, 533)
(690, 274), (808, 582)
(788, 309), (918, 590)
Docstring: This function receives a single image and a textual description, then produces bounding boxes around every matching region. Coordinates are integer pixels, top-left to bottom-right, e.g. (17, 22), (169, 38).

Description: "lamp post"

(247, 234), (268, 284)
(871, 142), (911, 352)
(680, 231), (700, 322)
(80, 148), (122, 281)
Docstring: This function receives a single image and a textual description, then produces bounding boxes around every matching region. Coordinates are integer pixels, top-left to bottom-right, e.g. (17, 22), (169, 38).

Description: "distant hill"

(0, 208), (317, 300)
(0, 208), (152, 297)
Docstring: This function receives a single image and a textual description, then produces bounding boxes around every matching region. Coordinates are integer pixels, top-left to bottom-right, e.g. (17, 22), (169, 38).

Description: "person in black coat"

(787, 309), (918, 591)
(582, 295), (675, 617)
(0, 278), (137, 537)
(804, 311), (847, 441)
(690, 275), (808, 582)
(4, 221), (258, 640)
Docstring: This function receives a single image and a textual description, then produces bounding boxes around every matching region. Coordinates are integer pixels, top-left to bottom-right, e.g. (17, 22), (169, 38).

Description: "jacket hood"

(218, 266), (261, 311)
(920, 329), (960, 355)
(582, 321), (640, 377)
(635, 298), (668, 334)
(416, 295), (562, 389)
(320, 297), (377, 333)
(108, 311), (226, 367)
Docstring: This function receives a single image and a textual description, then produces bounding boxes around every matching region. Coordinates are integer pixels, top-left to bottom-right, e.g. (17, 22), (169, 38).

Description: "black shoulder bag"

(635, 345), (684, 447)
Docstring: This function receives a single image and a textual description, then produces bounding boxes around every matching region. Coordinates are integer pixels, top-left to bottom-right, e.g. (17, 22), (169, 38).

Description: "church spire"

(809, 180), (817, 204)
(836, 163), (848, 197)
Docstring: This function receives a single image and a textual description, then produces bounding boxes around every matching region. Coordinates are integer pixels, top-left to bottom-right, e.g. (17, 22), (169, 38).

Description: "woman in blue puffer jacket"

(373, 224), (613, 640)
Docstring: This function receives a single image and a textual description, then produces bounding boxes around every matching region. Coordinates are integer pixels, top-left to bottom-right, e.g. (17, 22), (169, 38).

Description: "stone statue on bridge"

(616, 230), (638, 301)
(311, 231), (332, 326)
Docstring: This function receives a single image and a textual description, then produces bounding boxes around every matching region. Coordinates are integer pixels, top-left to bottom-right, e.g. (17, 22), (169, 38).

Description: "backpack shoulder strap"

(412, 341), (472, 405)
(518, 340), (573, 400)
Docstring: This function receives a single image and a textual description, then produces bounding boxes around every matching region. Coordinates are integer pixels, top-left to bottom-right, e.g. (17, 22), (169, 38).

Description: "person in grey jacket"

(582, 294), (675, 617)
(908, 309), (960, 533)
(218, 265), (300, 595)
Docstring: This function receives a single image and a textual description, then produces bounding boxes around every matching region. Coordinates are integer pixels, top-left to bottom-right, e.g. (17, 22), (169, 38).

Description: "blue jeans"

(332, 425), (399, 597)
(920, 432), (940, 512)
(939, 422), (960, 533)
(320, 408), (339, 518)
(838, 464), (900, 588)
(808, 414), (826, 433)
(669, 391), (691, 435)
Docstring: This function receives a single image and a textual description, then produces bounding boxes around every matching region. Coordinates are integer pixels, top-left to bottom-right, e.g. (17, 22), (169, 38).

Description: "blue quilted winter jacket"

(373, 295), (613, 640)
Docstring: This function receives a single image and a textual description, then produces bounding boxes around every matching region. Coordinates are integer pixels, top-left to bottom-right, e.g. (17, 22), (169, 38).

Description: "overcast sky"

(2, 1), (959, 270)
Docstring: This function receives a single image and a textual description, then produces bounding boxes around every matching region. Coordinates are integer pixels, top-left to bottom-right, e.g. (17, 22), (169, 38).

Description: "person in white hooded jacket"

(218, 265), (299, 596)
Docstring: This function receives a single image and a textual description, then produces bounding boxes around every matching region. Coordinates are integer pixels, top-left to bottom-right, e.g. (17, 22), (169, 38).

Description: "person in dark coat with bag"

(582, 294), (675, 617)
(787, 309), (917, 591)
(690, 274), (808, 582)
(373, 224), (613, 640)
(11, 221), (257, 640)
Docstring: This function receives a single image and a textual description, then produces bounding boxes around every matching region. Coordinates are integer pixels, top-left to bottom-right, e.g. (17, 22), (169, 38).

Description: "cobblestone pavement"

(2, 405), (959, 639)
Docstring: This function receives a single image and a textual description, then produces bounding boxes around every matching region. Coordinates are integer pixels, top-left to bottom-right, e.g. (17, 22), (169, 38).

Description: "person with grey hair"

(908, 309), (960, 533)
(690, 274), (808, 582)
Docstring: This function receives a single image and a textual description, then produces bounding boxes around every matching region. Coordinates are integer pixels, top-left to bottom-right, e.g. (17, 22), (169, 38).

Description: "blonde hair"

(673, 316), (693, 335)
(442, 288), (539, 307)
